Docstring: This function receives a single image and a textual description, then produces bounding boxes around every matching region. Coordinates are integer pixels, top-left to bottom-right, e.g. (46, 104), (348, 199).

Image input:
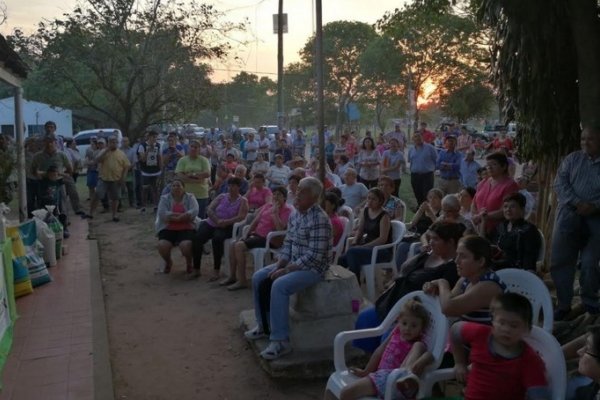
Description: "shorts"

(96, 180), (121, 201)
(243, 234), (267, 249)
(142, 175), (159, 187)
(87, 170), (98, 188)
(158, 229), (195, 245)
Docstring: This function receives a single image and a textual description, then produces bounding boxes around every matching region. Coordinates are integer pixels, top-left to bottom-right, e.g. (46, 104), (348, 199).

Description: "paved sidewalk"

(0, 218), (111, 400)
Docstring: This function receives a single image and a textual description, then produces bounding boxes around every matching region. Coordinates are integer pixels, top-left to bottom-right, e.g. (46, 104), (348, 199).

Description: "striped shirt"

(554, 150), (600, 209)
(279, 204), (332, 275)
(459, 271), (506, 324)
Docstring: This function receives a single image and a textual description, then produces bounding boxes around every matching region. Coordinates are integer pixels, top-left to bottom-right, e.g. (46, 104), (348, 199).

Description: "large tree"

(9, 0), (244, 137)
(377, 0), (487, 129)
(300, 21), (378, 133)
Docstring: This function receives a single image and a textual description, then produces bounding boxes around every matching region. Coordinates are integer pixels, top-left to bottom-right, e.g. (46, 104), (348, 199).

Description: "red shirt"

(492, 137), (513, 151)
(461, 323), (548, 400)
(422, 129), (435, 144)
(166, 202), (194, 231)
(474, 177), (519, 234)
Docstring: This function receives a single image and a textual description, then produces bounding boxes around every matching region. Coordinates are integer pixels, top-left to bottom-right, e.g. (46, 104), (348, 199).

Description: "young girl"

(339, 299), (433, 400)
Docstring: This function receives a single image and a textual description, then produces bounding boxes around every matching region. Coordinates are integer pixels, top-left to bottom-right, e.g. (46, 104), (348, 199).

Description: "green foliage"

(440, 82), (494, 122)
(475, 0), (581, 163)
(9, 0), (245, 138)
(377, 0), (487, 123)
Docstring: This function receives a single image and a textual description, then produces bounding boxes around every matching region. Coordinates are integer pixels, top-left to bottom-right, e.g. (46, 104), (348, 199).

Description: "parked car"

(73, 129), (124, 159)
(482, 124), (507, 139)
(258, 125), (280, 141)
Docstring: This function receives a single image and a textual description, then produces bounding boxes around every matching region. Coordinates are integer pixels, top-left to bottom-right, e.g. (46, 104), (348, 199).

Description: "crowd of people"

(7, 120), (600, 399)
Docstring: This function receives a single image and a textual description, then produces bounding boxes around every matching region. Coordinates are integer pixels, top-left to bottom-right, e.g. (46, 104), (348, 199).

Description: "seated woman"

(378, 175), (405, 221)
(353, 221), (465, 353)
(220, 186), (292, 290)
(565, 327), (600, 399)
(395, 188), (444, 268)
(458, 186), (476, 220)
(155, 179), (199, 274)
(245, 173), (272, 212)
(423, 234), (506, 325)
(490, 192), (541, 271)
(192, 177), (249, 281)
(338, 188), (391, 282)
(250, 152), (270, 177)
(327, 187), (354, 220)
(323, 191), (346, 248)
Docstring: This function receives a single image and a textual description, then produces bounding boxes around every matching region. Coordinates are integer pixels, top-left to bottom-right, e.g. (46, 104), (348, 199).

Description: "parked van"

(73, 128), (124, 161)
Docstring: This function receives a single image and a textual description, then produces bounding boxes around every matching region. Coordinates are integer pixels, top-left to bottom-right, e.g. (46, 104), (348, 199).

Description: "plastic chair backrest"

(332, 216), (352, 265)
(537, 228), (545, 265)
(496, 268), (553, 332)
(389, 221), (407, 260)
(398, 199), (407, 222)
(372, 291), (448, 373)
(524, 326), (567, 400)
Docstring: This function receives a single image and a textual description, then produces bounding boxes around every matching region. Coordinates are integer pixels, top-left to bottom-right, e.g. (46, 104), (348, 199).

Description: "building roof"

(0, 34), (28, 80)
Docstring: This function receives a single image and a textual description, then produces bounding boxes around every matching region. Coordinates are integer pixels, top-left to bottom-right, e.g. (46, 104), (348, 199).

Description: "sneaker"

(244, 326), (268, 341)
(260, 340), (292, 360)
(396, 372), (420, 399)
(554, 307), (572, 321)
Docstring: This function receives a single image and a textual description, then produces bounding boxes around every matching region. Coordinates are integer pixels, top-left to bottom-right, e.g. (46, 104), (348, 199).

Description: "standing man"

(85, 135), (101, 202)
(63, 138), (85, 215)
(258, 128), (270, 162)
(460, 150), (480, 190)
(137, 131), (162, 213)
(175, 139), (211, 218)
(551, 126), (600, 320)
(244, 132), (259, 169)
(408, 132), (438, 205)
(385, 124), (407, 151)
(244, 177), (332, 360)
(381, 138), (405, 196)
(436, 136), (463, 194)
(417, 122), (435, 144)
(87, 136), (130, 222)
(120, 137), (137, 208)
(292, 130), (306, 158)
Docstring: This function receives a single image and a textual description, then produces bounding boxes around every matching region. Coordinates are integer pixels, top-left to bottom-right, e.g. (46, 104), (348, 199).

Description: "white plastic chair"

(223, 216), (251, 269)
(361, 221), (407, 302)
(496, 268), (553, 332)
(419, 326), (567, 400)
(325, 291), (449, 400)
(398, 199), (407, 222)
(536, 228), (545, 269)
(248, 230), (287, 271)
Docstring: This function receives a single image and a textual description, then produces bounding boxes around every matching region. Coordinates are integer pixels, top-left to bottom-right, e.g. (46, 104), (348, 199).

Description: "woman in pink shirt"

(221, 186), (293, 290)
(245, 173), (272, 211)
(324, 191), (346, 247)
(472, 152), (519, 237)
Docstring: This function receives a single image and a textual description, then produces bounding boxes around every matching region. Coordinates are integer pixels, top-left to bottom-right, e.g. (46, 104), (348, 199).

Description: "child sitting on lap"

(451, 292), (550, 400)
(339, 299), (433, 400)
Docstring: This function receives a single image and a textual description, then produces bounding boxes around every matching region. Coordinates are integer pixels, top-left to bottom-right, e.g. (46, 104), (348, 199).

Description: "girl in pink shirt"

(245, 173), (272, 211)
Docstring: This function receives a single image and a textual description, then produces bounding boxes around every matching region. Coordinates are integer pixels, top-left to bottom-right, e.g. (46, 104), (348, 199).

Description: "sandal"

(227, 282), (248, 291)
(219, 278), (236, 286)
(244, 326), (267, 340)
(260, 340), (292, 360)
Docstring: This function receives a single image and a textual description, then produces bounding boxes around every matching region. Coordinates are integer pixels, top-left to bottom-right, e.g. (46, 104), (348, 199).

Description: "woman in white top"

(357, 137), (381, 189)
(250, 152), (270, 177)
(266, 154), (291, 190)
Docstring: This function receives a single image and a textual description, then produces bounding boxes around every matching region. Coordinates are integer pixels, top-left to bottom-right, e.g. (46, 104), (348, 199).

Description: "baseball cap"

(97, 138), (106, 144)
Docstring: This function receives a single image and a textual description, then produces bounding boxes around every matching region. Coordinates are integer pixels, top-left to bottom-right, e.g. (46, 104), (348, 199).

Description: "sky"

(1, 0), (409, 82)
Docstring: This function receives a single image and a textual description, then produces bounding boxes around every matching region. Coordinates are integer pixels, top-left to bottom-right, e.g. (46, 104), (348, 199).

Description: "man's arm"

(554, 154), (582, 207)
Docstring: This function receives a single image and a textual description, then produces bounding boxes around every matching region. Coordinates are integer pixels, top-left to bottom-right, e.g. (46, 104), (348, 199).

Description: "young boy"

(451, 292), (550, 400)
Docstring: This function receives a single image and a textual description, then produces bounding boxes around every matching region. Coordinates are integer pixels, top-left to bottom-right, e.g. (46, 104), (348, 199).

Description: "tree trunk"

(569, 0), (600, 127)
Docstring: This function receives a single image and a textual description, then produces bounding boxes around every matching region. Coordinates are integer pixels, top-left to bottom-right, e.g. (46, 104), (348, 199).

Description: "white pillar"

(14, 87), (27, 221)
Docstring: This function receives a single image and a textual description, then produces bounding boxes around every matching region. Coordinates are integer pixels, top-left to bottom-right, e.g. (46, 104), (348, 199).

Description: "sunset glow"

(417, 78), (437, 106)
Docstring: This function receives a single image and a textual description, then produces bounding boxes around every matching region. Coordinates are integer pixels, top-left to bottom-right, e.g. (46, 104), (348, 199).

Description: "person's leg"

(339, 377), (377, 400)
(210, 226), (233, 278)
(423, 172), (434, 198)
(258, 276), (274, 332)
(192, 222), (215, 272)
(342, 247), (376, 281)
(134, 169), (142, 208)
(126, 181), (135, 207)
(269, 269), (321, 341)
(196, 198), (208, 219)
(178, 240), (193, 270)
(251, 264), (277, 331)
(108, 183), (119, 220)
(63, 174), (82, 213)
(393, 178), (402, 197)
(157, 239), (174, 272)
(234, 240), (249, 283)
(410, 173), (423, 205)
(140, 175), (149, 210)
(550, 208), (585, 314)
(224, 240), (239, 282)
(579, 216), (600, 312)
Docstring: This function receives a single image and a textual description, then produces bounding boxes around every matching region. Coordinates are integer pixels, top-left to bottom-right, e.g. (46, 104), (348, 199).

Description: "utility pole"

(315, 0), (325, 184)
(277, 0), (284, 130)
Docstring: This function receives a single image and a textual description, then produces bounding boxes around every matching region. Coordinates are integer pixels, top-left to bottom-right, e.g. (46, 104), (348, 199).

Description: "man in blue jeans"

(244, 177), (332, 360)
(551, 126), (600, 320)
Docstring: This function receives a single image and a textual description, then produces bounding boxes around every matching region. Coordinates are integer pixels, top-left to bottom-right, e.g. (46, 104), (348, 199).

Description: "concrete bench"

(288, 264), (362, 352)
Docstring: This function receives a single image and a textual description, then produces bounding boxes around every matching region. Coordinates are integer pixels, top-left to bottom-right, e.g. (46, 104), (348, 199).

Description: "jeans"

(550, 207), (600, 310)
(192, 221), (233, 270)
(252, 263), (322, 341)
(338, 247), (392, 281)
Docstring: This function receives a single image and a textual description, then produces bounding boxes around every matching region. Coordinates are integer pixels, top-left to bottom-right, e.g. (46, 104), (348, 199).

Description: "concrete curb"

(89, 239), (115, 400)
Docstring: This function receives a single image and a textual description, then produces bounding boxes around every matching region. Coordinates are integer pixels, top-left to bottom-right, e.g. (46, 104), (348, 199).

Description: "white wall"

(0, 97), (73, 137)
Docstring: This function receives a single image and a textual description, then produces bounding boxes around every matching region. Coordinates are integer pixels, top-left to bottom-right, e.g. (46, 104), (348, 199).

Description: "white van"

(73, 128), (124, 158)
